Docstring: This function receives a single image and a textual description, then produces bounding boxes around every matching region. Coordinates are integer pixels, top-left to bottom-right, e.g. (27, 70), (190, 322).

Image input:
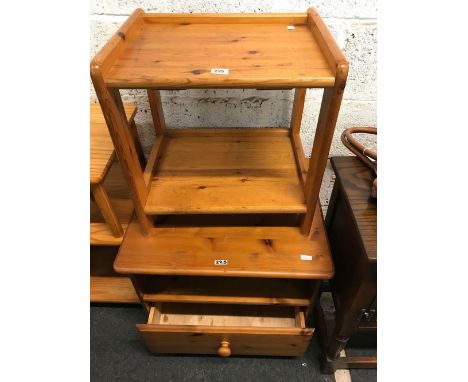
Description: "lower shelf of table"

(144, 128), (307, 215)
(137, 303), (313, 357)
(90, 246), (138, 304)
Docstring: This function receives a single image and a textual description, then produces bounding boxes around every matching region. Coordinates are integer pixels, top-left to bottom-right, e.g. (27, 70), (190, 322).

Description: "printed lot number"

(214, 259), (228, 265)
(211, 68), (229, 75)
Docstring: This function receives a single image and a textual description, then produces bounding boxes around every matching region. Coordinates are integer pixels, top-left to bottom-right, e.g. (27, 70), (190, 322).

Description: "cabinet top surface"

(114, 202), (334, 279)
(331, 156), (377, 262)
(93, 12), (342, 89)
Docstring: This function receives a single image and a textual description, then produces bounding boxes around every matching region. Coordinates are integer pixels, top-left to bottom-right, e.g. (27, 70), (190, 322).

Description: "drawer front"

(137, 325), (313, 356)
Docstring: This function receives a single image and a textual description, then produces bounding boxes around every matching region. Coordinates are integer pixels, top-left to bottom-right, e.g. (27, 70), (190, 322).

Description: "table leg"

(129, 119), (147, 169)
(91, 183), (124, 238)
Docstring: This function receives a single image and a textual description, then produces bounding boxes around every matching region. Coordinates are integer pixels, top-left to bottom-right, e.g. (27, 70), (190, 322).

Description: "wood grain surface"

(90, 246), (139, 303)
(114, 202), (333, 279)
(152, 303), (299, 327)
(91, 9), (347, 236)
(90, 161), (133, 245)
(137, 303), (312, 356)
(91, 63), (153, 235)
(90, 276), (139, 303)
(103, 13), (334, 88)
(145, 128), (306, 215)
(330, 156), (377, 262)
(91, 183), (124, 237)
(290, 88), (308, 183)
(90, 103), (136, 184)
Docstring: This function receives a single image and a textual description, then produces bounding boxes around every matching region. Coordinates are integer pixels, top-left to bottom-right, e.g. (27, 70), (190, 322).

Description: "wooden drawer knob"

(218, 341), (231, 357)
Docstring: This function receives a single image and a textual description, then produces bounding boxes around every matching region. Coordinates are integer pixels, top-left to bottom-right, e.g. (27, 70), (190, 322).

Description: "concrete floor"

(91, 305), (376, 382)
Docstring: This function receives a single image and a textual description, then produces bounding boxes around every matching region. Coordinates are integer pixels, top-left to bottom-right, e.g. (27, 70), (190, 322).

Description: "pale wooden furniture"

(90, 103), (140, 303)
(139, 304), (312, 356)
(91, 9), (348, 356)
(90, 9), (348, 236)
(115, 205), (332, 356)
(90, 103), (137, 244)
(90, 246), (138, 304)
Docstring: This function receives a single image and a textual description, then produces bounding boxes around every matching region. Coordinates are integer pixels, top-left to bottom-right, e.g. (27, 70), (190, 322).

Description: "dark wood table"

(316, 156), (377, 373)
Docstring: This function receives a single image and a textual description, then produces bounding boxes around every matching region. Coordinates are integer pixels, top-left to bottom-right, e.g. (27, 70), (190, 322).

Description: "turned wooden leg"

(326, 280), (375, 359)
(91, 183), (123, 238)
(327, 332), (352, 360)
(320, 353), (338, 374)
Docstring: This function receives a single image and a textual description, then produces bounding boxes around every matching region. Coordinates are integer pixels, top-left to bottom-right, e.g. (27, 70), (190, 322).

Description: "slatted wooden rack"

(91, 8), (348, 357)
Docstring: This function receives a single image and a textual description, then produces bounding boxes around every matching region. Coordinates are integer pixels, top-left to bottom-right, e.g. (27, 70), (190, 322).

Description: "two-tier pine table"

(91, 8), (348, 357)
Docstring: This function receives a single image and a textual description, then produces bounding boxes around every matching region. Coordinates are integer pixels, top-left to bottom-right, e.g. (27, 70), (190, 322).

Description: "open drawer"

(137, 303), (313, 357)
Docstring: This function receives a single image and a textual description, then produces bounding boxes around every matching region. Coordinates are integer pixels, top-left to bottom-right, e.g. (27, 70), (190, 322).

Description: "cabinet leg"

(327, 279), (376, 359)
(320, 353), (337, 374)
(305, 280), (321, 327)
(327, 333), (352, 360)
(130, 276), (150, 313)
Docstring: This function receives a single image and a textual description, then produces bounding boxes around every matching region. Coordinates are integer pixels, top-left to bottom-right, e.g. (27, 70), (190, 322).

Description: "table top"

(330, 156), (377, 262)
(90, 103), (137, 184)
(92, 10), (347, 89)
